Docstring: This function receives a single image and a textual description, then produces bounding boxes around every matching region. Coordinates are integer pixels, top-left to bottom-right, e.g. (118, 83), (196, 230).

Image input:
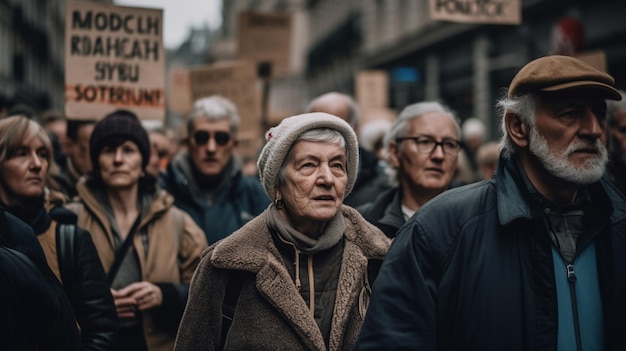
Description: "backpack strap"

(49, 206), (78, 299)
(220, 270), (245, 350)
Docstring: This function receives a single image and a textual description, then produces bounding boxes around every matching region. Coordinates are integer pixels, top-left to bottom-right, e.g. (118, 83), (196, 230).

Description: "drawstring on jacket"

(277, 234), (316, 316)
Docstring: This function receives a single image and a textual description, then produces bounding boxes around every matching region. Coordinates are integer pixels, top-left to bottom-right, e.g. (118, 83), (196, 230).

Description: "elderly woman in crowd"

(0, 115), (118, 350)
(66, 110), (207, 351)
(175, 112), (391, 350)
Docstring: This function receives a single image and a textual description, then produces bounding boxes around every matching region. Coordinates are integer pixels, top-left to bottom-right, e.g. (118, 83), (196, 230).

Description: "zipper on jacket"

(566, 263), (583, 351)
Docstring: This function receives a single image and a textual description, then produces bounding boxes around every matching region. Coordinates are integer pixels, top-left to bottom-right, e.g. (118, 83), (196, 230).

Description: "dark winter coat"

(0, 210), (81, 351)
(175, 206), (390, 351)
(356, 154), (626, 351)
(357, 187), (405, 238)
(160, 153), (269, 244)
(344, 147), (390, 208)
(29, 190), (118, 351)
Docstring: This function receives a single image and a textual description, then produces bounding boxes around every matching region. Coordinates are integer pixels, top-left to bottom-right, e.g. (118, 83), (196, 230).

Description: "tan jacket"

(67, 181), (208, 351)
(175, 205), (391, 351)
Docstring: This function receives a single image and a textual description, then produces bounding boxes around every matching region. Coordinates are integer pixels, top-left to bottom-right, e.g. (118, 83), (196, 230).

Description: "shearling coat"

(174, 205), (390, 351)
(67, 180), (208, 351)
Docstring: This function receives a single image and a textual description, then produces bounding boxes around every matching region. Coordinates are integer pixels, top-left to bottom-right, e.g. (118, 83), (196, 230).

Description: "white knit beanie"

(257, 112), (359, 200)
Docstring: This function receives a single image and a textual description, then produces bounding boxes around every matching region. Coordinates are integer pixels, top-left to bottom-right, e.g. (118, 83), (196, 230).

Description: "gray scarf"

(267, 204), (344, 254)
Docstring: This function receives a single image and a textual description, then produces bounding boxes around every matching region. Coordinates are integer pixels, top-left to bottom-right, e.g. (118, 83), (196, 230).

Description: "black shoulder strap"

(50, 206), (77, 296)
(106, 216), (142, 286)
(220, 270), (245, 350)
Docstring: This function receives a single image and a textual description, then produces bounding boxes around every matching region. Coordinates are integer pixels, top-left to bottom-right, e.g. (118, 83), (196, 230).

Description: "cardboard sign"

(355, 71), (389, 109)
(429, 0), (521, 25)
(237, 11), (293, 77)
(168, 61), (262, 135)
(65, 1), (165, 121)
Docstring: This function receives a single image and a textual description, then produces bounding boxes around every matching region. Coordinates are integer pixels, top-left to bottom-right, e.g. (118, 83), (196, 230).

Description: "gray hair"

(384, 101), (461, 152)
(306, 92), (360, 130)
(187, 95), (240, 136)
(276, 128), (347, 188)
(496, 94), (537, 157)
(606, 89), (626, 128)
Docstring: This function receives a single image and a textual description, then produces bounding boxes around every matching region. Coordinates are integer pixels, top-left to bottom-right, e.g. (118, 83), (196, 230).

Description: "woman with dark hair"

(67, 110), (208, 351)
(0, 115), (117, 350)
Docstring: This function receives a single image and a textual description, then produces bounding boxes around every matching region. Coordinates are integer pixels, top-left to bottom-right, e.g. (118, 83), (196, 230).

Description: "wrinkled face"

(67, 123), (94, 175)
(188, 118), (235, 177)
(277, 140), (347, 235)
(529, 94), (608, 184)
(609, 108), (626, 165)
(389, 112), (459, 195)
(0, 136), (49, 201)
(98, 141), (144, 190)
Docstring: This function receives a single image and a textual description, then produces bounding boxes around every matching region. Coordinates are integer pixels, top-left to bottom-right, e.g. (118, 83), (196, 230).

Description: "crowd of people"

(0, 54), (625, 351)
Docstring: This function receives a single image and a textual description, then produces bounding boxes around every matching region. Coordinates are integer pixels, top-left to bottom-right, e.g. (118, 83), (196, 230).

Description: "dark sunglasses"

(192, 131), (231, 146)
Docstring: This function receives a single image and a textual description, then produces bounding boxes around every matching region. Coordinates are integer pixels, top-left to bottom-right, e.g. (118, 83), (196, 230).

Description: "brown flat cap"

(508, 55), (621, 100)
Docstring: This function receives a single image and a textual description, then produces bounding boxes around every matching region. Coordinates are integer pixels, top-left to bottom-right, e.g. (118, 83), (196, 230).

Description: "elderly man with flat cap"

(356, 55), (626, 351)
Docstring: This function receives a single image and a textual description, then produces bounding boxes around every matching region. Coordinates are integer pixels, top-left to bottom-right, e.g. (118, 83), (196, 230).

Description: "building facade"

(306, 0), (626, 140)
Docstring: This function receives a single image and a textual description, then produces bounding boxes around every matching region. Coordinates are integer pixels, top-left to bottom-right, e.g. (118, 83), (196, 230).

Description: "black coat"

(6, 198), (118, 351)
(357, 187), (405, 239)
(45, 206), (119, 351)
(0, 210), (81, 351)
(356, 154), (626, 351)
(344, 147), (390, 208)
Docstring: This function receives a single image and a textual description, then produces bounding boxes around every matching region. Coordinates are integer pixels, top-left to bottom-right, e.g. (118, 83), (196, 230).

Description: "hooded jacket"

(67, 180), (208, 351)
(175, 205), (390, 351)
(356, 153), (626, 351)
(160, 153), (269, 244)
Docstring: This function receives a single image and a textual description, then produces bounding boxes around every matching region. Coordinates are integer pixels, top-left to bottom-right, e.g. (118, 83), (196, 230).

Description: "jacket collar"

(377, 188), (406, 231)
(496, 152), (623, 227)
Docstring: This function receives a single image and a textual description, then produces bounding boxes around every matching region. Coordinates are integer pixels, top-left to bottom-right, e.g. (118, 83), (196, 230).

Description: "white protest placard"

(65, 1), (165, 121)
(429, 0), (521, 25)
(237, 11), (293, 77)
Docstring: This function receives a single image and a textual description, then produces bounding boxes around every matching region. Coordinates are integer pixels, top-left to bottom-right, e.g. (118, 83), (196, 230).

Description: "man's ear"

(387, 141), (401, 168)
(505, 112), (529, 148)
(233, 138), (239, 147)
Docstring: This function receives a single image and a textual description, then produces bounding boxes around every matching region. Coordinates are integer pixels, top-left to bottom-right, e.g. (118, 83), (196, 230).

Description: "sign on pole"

(65, 1), (165, 121)
(429, 0), (521, 25)
(237, 11), (293, 77)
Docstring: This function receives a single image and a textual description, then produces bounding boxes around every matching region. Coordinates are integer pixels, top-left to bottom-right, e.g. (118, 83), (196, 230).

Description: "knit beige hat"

(257, 112), (359, 200)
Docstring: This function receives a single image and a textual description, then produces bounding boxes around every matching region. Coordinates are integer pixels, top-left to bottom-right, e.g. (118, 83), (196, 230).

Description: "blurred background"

(2, 0), (625, 146)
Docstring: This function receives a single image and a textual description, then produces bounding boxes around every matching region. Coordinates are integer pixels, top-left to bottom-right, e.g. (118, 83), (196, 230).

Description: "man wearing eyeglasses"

(357, 101), (461, 238)
(161, 95), (269, 244)
(356, 56), (626, 350)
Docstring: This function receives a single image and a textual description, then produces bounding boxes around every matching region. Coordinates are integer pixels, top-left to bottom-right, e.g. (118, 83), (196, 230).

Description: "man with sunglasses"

(161, 95), (269, 244)
(357, 101), (461, 238)
(357, 56), (626, 350)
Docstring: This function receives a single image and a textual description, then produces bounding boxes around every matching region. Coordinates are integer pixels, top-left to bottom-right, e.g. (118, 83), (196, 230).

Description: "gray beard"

(528, 127), (608, 185)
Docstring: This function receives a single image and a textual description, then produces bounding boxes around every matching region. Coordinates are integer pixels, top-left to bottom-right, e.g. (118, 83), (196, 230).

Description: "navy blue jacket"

(356, 154), (626, 351)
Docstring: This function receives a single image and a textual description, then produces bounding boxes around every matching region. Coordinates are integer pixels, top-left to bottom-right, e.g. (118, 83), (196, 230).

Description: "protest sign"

(65, 1), (165, 121)
(429, 0), (521, 25)
(168, 61), (262, 135)
(237, 11), (293, 77)
(356, 71), (389, 109)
